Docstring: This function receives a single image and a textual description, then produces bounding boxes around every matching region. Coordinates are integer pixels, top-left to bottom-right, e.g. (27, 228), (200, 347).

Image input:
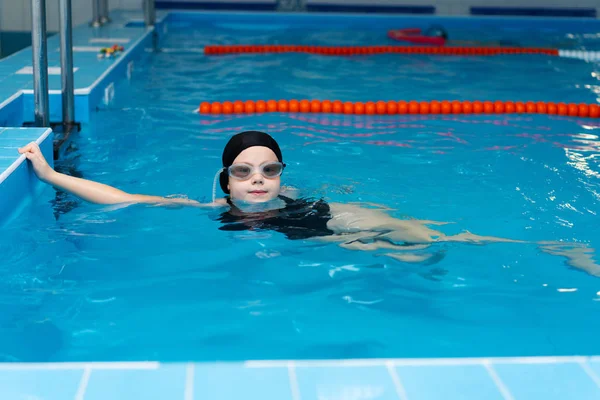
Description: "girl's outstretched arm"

(18, 142), (224, 207)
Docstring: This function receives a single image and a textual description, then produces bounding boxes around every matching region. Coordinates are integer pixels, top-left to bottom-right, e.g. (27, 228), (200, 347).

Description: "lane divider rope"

(203, 45), (600, 61)
(198, 100), (600, 118)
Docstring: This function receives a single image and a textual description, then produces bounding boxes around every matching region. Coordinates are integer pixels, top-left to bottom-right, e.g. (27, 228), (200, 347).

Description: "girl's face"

(227, 146), (282, 203)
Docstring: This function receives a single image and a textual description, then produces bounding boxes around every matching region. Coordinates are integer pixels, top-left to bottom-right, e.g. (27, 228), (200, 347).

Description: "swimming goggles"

(227, 161), (286, 180)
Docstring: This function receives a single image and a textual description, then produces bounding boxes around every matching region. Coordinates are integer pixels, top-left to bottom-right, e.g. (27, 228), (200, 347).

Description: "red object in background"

(387, 28), (446, 46)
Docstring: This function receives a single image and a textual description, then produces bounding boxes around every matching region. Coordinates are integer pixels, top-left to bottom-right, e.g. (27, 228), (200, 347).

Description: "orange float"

(244, 100), (255, 113)
(266, 100), (278, 112)
(462, 101), (472, 114)
(504, 101), (515, 113)
(557, 103), (568, 115)
(311, 100), (322, 113)
(452, 100), (462, 114)
(386, 101), (398, 114)
(365, 102), (376, 115)
(483, 101), (494, 114)
(299, 100), (311, 113)
(440, 101), (452, 114)
(536, 102), (547, 114)
(494, 101), (504, 114)
(568, 103), (579, 117)
(343, 102), (354, 114)
(256, 100), (266, 113)
(210, 102), (222, 114)
(233, 101), (244, 114)
(222, 101), (233, 114)
(288, 99), (299, 113)
(332, 100), (343, 114)
(277, 100), (289, 112)
(397, 101), (408, 114)
(199, 102), (211, 114)
(408, 101), (419, 114)
(354, 102), (365, 115)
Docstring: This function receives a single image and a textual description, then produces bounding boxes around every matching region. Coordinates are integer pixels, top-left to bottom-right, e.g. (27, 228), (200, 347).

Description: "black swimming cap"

(219, 131), (283, 194)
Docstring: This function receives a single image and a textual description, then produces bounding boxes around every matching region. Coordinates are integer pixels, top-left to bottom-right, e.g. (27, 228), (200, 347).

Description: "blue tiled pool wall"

(0, 93), (24, 127)
(2, 357), (600, 400)
(0, 32), (36, 59)
(155, 0), (599, 18)
(167, 10), (600, 33)
(0, 128), (53, 226)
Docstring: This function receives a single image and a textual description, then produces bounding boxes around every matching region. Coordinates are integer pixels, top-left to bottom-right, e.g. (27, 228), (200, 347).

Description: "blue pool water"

(1, 20), (600, 362)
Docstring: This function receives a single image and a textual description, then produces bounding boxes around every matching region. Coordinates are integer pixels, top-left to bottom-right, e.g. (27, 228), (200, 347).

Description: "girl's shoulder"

(214, 197), (229, 206)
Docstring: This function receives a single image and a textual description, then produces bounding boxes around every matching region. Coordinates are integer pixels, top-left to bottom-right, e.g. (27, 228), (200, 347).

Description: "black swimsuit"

(218, 195), (334, 240)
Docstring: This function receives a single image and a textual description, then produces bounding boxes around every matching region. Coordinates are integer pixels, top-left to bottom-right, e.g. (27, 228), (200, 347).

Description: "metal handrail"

(31, 0), (49, 127)
(59, 0), (75, 126)
(144, 0), (156, 27)
(91, 0), (102, 27)
(100, 0), (111, 24)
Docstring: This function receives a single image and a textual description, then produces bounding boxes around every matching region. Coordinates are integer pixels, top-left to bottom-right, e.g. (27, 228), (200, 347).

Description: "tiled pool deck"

(2, 356), (600, 399)
(2, 9), (600, 400)
(0, 10), (165, 126)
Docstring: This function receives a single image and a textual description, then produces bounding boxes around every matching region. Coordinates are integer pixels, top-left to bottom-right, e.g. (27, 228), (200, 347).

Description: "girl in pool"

(18, 131), (600, 276)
